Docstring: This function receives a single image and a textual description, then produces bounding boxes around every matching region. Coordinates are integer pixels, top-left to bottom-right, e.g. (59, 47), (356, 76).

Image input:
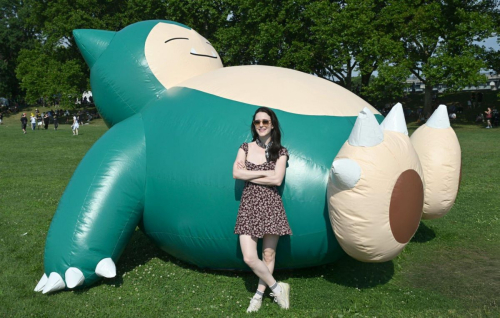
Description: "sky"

(478, 36), (499, 50)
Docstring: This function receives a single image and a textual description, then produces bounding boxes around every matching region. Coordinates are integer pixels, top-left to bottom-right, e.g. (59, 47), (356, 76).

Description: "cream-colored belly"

(176, 65), (379, 117)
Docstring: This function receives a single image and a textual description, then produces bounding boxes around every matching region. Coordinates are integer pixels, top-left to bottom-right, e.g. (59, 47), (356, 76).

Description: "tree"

(16, 44), (84, 107)
(215, 0), (405, 99)
(15, 0), (231, 107)
(395, 0), (499, 114)
(303, 0), (404, 92)
(484, 48), (500, 75)
(0, 0), (36, 100)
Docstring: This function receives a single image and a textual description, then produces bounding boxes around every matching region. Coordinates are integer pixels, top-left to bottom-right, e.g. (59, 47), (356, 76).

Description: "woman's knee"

(243, 254), (259, 267)
(262, 248), (276, 264)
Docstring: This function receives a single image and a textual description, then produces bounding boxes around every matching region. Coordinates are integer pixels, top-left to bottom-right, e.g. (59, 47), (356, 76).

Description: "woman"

(30, 114), (37, 130)
(72, 115), (79, 135)
(233, 107), (292, 312)
(485, 107), (492, 129)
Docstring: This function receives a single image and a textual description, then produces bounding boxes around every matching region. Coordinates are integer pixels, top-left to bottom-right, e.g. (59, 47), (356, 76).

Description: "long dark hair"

(251, 107), (283, 162)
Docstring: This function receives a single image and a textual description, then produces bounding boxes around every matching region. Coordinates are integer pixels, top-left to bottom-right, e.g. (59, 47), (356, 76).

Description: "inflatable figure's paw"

(34, 258), (116, 294)
(410, 105), (461, 220)
(328, 105), (424, 262)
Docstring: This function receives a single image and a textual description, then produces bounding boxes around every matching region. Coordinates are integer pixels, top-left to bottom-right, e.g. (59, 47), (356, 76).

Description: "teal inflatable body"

(36, 20), (391, 293)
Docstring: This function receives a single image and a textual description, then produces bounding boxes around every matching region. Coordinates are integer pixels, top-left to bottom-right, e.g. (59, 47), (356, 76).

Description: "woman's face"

(254, 112), (273, 139)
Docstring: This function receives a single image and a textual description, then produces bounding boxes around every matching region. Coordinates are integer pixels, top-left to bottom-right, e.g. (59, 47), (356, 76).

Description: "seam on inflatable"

(110, 212), (133, 258)
(110, 115), (147, 259)
(67, 138), (112, 266)
(146, 230), (328, 240)
(96, 70), (136, 125)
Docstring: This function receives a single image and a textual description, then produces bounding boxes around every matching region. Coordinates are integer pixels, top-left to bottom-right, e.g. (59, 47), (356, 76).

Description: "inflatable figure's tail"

(410, 105), (461, 219)
(35, 115), (146, 293)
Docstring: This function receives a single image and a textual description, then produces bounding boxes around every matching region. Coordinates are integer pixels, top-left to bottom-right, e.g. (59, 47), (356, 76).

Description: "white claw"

(65, 267), (85, 289)
(348, 107), (384, 147)
(42, 272), (65, 294)
(426, 104), (450, 129)
(95, 258), (116, 278)
(380, 102), (408, 135)
(190, 48), (197, 54)
(34, 273), (48, 292)
(330, 159), (362, 190)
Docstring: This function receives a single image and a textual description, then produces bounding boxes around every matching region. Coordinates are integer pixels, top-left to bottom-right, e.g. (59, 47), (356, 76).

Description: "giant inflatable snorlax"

(35, 20), (461, 293)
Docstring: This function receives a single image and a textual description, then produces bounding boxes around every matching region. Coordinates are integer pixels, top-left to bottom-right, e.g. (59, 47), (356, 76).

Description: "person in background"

(484, 107), (493, 129)
(43, 113), (50, 130)
(37, 113), (43, 129)
(53, 114), (59, 131)
(0, 112), (3, 125)
(20, 113), (28, 134)
(72, 115), (79, 135)
(30, 114), (36, 130)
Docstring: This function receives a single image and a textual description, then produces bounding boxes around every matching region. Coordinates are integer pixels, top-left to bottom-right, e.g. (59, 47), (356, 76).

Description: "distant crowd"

(378, 99), (498, 129)
(17, 108), (101, 135)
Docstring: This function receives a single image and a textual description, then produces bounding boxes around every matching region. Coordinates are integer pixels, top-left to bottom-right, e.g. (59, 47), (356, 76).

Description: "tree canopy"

(2, 0), (499, 109)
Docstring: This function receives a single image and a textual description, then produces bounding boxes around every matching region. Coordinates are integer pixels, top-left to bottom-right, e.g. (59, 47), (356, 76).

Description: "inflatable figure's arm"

(35, 115), (146, 293)
(248, 156), (287, 186)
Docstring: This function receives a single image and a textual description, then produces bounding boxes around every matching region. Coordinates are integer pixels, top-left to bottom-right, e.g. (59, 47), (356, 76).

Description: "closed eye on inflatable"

(165, 37), (188, 43)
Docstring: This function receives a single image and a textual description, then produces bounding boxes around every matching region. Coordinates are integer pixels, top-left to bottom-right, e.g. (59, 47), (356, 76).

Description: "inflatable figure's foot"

(34, 258), (117, 293)
(328, 105), (424, 262)
(410, 105), (461, 219)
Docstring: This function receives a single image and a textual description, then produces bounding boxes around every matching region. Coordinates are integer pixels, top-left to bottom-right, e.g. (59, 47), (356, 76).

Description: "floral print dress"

(234, 143), (292, 238)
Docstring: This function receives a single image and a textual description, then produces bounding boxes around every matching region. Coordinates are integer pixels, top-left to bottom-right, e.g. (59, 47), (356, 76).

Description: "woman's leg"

(240, 235), (277, 288)
(256, 234), (279, 293)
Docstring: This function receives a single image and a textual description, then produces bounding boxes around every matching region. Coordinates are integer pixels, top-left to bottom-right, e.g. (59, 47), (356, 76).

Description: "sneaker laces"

(269, 292), (278, 302)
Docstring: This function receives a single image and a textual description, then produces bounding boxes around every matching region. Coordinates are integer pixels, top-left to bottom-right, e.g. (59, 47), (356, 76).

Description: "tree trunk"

(424, 85), (433, 115)
(361, 73), (372, 87)
(360, 72), (373, 98)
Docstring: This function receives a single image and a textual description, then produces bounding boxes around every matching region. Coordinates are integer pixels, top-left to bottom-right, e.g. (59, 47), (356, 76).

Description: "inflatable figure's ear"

(73, 29), (117, 68)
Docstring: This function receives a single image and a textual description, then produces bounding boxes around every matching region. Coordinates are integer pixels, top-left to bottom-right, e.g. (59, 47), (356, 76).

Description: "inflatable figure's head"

(73, 20), (223, 127)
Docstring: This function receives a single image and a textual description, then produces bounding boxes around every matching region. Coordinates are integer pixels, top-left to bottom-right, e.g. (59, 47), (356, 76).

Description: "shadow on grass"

(73, 230), (173, 293)
(411, 221), (436, 243)
(78, 229), (394, 293)
(322, 257), (394, 289)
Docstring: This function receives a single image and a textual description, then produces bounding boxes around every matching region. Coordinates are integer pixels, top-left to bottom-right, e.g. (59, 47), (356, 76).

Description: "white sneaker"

(270, 282), (290, 309)
(246, 296), (262, 313)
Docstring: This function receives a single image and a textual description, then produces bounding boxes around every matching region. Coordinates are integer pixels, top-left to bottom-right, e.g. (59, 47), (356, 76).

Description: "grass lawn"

(1, 107), (499, 317)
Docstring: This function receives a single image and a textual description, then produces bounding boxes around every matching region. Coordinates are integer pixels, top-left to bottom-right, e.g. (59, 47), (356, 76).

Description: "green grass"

(1, 107), (499, 317)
